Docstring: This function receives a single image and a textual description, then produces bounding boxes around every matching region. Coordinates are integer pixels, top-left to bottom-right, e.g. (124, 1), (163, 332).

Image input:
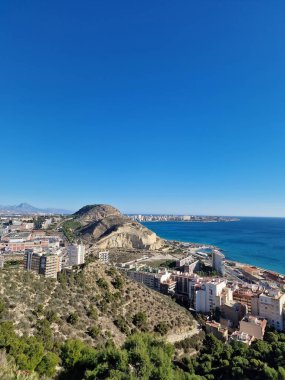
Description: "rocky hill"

(69, 204), (164, 250)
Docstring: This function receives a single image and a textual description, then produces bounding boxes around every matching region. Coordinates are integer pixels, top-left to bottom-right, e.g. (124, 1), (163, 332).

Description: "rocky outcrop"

(73, 204), (164, 250)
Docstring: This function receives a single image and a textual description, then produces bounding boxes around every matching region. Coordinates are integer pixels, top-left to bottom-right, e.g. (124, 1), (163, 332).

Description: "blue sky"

(0, 0), (284, 216)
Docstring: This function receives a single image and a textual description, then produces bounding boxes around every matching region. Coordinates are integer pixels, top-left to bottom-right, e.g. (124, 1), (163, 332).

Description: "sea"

(143, 217), (285, 275)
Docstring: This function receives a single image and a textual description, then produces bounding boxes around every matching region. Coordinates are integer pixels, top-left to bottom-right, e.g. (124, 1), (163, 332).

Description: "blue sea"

(143, 218), (285, 275)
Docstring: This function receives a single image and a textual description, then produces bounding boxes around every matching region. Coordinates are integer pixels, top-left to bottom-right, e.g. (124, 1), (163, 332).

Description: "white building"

(67, 244), (85, 266)
(127, 270), (171, 292)
(257, 289), (285, 331)
(42, 218), (52, 229)
(99, 251), (109, 263)
(195, 279), (227, 313)
(230, 331), (255, 346)
(212, 250), (225, 276)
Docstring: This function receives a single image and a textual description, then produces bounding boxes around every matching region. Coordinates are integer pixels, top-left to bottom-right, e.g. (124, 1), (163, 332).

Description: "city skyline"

(1, 1), (285, 216)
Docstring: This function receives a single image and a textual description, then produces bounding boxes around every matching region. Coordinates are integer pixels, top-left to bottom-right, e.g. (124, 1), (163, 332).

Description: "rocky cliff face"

(74, 204), (164, 250)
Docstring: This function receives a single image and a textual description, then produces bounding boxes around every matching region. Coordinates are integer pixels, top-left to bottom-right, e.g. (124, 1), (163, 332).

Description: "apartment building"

(160, 278), (176, 294)
(195, 279), (227, 313)
(67, 244), (85, 266)
(176, 255), (193, 267)
(39, 254), (58, 278)
(127, 270), (171, 292)
(233, 288), (256, 314)
(257, 290), (285, 331)
(98, 251), (109, 263)
(0, 239), (49, 252)
(24, 250), (61, 278)
(212, 250), (225, 276)
(24, 250), (41, 272)
(171, 272), (198, 301)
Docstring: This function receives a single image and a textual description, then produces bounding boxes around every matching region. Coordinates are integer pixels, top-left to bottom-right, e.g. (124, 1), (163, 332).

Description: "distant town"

(0, 215), (84, 278)
(127, 214), (239, 223)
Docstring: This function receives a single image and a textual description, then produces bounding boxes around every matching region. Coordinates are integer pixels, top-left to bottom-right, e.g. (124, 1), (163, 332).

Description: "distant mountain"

(0, 202), (72, 215)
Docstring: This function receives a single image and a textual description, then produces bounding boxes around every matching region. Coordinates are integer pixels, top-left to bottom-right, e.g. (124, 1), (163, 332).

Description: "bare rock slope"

(73, 204), (164, 250)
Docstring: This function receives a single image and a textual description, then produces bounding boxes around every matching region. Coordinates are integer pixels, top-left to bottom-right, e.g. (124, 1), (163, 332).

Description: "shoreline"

(142, 220), (285, 276)
(174, 240), (285, 278)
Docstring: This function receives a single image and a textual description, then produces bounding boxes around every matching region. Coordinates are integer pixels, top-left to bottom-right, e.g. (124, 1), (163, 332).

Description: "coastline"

(143, 218), (285, 275)
(171, 240), (285, 279)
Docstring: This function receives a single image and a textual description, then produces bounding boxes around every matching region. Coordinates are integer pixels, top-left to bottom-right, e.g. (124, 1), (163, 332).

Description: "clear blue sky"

(0, 0), (284, 216)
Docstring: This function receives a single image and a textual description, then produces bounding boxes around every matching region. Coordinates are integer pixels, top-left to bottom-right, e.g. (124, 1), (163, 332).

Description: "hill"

(0, 260), (194, 347)
(65, 204), (164, 250)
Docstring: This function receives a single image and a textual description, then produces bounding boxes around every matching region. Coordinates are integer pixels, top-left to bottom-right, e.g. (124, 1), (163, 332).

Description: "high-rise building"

(212, 250), (225, 276)
(24, 250), (61, 278)
(39, 254), (58, 278)
(67, 244), (85, 266)
(24, 250), (41, 272)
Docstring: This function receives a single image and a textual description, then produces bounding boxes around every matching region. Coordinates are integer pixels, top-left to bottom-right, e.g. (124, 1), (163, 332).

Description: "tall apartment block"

(24, 250), (60, 278)
(39, 254), (58, 278)
(212, 250), (225, 276)
(67, 244), (85, 266)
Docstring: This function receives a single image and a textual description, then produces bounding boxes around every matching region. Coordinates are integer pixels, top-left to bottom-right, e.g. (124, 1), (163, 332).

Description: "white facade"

(67, 244), (85, 266)
(258, 290), (285, 331)
(127, 270), (171, 291)
(212, 250), (225, 276)
(99, 251), (109, 263)
(42, 219), (52, 229)
(195, 279), (227, 313)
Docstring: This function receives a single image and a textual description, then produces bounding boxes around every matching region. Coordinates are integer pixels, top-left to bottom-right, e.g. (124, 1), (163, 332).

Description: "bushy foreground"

(1, 316), (285, 379)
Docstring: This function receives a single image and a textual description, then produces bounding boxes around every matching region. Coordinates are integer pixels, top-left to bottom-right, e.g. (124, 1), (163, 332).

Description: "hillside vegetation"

(1, 262), (285, 379)
(0, 261), (194, 347)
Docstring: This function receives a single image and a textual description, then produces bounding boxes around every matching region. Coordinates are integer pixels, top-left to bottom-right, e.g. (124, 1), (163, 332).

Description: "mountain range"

(0, 202), (72, 215)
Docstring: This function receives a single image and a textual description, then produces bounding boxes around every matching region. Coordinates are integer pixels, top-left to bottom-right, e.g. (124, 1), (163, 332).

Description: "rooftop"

(4, 232), (31, 239)
(241, 315), (267, 328)
(230, 331), (254, 344)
